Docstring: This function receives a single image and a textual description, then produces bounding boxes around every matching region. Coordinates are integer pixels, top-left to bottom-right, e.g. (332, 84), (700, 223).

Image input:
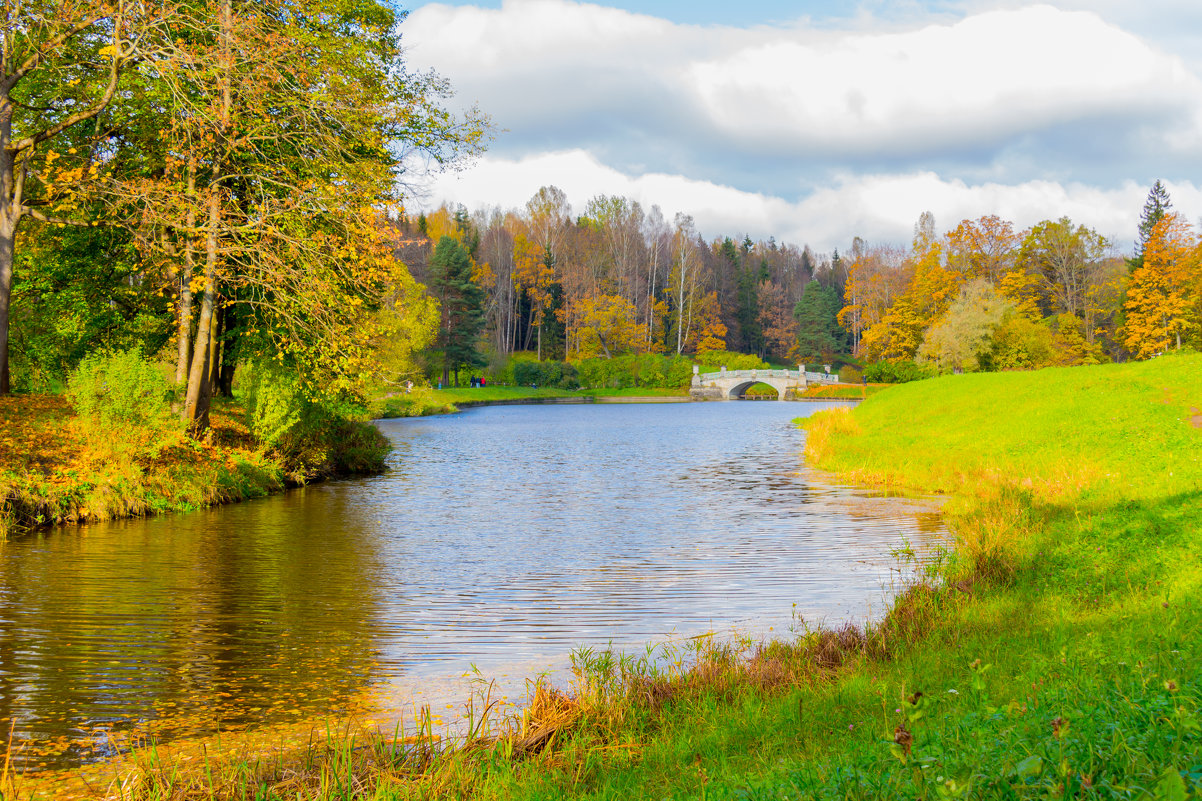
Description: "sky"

(399, 0), (1202, 254)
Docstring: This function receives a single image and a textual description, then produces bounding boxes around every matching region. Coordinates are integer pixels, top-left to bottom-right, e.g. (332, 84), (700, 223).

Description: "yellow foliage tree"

(860, 230), (964, 362)
(687, 292), (727, 354)
(1122, 214), (1200, 358)
(513, 233), (557, 359)
(572, 294), (642, 359)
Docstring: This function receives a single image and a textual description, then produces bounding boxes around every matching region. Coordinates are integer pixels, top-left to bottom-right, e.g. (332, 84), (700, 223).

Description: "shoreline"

(0, 396), (383, 540)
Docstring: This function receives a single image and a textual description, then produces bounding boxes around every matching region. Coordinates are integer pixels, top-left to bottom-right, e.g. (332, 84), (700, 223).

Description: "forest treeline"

(398, 179), (1201, 384)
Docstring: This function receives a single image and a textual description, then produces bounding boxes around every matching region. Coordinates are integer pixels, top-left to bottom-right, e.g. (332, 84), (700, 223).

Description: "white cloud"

(405, 2), (1202, 164)
(419, 150), (1202, 253)
(403, 1), (1202, 249)
(690, 6), (1200, 155)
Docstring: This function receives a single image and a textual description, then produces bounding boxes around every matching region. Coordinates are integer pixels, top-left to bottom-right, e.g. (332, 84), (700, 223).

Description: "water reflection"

(0, 400), (944, 771)
(0, 491), (384, 769)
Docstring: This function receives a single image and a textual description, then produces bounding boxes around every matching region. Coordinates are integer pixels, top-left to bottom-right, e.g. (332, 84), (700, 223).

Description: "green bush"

(65, 348), (181, 452)
(243, 363), (303, 449)
(838, 366), (863, 384)
(696, 351), (769, 372)
(573, 352), (771, 390)
(243, 362), (390, 481)
(862, 360), (937, 384)
(513, 359), (579, 389)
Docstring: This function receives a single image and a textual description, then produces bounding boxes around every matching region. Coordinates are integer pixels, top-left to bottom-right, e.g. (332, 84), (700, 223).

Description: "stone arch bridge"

(689, 367), (841, 401)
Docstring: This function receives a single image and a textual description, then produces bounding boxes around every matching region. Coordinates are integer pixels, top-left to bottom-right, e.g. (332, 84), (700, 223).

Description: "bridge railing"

(694, 368), (841, 385)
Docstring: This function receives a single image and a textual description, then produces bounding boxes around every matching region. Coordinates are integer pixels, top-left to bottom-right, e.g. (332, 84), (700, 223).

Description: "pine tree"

(430, 237), (486, 386)
(793, 280), (842, 362)
(1134, 180), (1172, 267)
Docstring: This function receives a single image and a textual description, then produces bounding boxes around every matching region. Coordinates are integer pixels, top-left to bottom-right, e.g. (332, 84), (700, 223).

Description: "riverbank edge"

(374, 384), (883, 418)
(0, 397), (387, 540)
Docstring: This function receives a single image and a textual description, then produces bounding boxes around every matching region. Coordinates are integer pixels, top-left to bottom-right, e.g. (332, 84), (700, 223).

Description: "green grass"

(800, 383), (891, 399)
(372, 385), (688, 418)
(26, 355), (1202, 799)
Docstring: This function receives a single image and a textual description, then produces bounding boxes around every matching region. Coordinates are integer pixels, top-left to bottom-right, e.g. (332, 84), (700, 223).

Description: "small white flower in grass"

(948, 688), (959, 695)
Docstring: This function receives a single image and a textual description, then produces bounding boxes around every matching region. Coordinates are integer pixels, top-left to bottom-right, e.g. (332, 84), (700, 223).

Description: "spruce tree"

(1134, 180), (1172, 268)
(430, 236), (486, 386)
(793, 280), (842, 362)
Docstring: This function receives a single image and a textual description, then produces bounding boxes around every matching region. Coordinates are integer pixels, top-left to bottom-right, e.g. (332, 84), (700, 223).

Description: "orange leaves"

(1123, 214), (1201, 359)
(513, 233), (557, 328)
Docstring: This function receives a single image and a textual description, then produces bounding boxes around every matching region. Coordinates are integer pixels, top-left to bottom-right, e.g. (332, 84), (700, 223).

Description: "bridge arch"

(726, 379), (788, 400)
(689, 367), (840, 400)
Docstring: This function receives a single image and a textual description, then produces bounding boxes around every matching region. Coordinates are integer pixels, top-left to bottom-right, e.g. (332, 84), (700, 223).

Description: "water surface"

(0, 401), (942, 770)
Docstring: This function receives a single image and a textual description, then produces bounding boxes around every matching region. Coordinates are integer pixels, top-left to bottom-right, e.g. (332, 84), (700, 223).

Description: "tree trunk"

(217, 302), (237, 397)
(183, 187), (220, 428)
(175, 160), (197, 384)
(219, 362), (237, 397)
(184, 0), (231, 431)
(208, 301), (224, 393)
(0, 212), (14, 395)
(0, 108), (17, 395)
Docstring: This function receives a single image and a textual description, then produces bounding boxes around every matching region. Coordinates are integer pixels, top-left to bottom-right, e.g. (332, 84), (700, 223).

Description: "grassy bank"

(371, 386), (688, 417)
(0, 395), (387, 539)
(799, 382), (891, 399)
(14, 356), (1202, 799)
(372, 383), (873, 417)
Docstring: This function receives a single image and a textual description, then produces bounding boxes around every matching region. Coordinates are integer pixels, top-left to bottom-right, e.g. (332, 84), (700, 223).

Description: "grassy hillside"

(804, 355), (1202, 506)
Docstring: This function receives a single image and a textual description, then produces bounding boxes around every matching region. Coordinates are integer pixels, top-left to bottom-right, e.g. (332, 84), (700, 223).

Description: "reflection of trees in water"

(0, 489), (387, 771)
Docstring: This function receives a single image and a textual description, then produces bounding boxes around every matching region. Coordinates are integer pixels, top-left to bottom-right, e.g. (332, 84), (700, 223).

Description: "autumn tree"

(1019, 219), (1108, 320)
(859, 214), (963, 362)
(0, 0), (166, 394)
(918, 279), (1013, 373)
(573, 294), (641, 359)
(757, 280), (799, 360)
(685, 291), (726, 354)
(669, 213), (702, 355)
(838, 240), (907, 356)
(115, 0), (486, 428)
(1123, 214), (1199, 358)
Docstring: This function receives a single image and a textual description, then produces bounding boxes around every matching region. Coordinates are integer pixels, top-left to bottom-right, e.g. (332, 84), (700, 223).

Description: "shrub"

(243, 362), (390, 481)
(839, 366), (863, 384)
(696, 350), (768, 372)
(513, 359), (578, 389)
(863, 360), (936, 384)
(65, 348), (180, 453)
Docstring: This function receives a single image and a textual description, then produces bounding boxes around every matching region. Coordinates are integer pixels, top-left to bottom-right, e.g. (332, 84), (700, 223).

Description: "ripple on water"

(0, 400), (944, 771)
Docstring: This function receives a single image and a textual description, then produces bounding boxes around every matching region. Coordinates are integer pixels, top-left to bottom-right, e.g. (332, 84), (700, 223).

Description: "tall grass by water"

(9, 354), (1202, 799)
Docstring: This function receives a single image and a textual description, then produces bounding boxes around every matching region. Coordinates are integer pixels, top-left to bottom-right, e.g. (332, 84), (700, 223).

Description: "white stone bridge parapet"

(689, 366), (841, 400)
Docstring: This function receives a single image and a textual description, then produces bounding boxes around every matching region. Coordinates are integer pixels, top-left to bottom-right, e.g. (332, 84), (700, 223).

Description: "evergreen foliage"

(1134, 179), (1173, 263)
(430, 236), (487, 386)
(793, 280), (844, 360)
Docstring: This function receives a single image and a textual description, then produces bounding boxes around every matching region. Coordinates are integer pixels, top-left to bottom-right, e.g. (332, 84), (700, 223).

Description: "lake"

(0, 400), (943, 771)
